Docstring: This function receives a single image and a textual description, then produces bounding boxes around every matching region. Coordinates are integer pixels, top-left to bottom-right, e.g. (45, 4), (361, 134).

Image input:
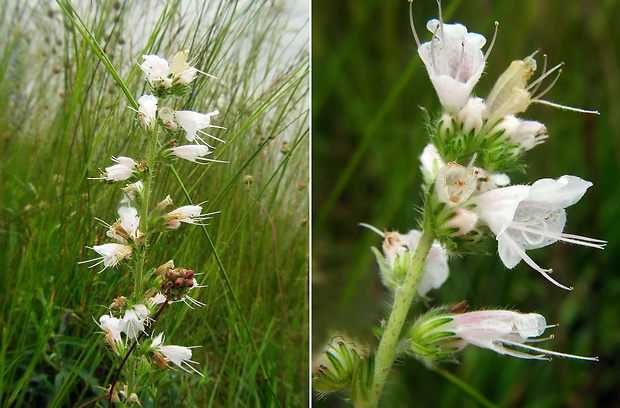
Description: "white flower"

(434, 162), (479, 207)
(473, 175), (606, 289)
(151, 333), (203, 376)
(148, 293), (167, 306)
(79, 243), (133, 272)
(169, 50), (198, 85)
(139, 50), (214, 89)
(164, 204), (217, 229)
(446, 310), (598, 361)
(91, 156), (137, 182)
(419, 144), (445, 185)
(174, 110), (224, 147)
(456, 97), (487, 135)
(119, 309), (145, 339)
(106, 206), (141, 243)
(490, 115), (547, 151)
(415, 15), (491, 112)
(140, 55), (170, 81)
(362, 225), (449, 296)
(137, 95), (158, 127)
(171, 145), (226, 164)
(98, 314), (122, 342)
(485, 53), (598, 121)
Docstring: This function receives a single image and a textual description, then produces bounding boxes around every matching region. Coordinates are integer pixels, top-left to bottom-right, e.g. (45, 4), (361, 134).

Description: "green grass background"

(312, 0), (619, 407)
(0, 0), (308, 407)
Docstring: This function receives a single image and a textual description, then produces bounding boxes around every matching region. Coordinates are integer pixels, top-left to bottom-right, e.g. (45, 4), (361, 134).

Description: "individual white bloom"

(174, 110), (224, 147)
(403, 230), (450, 296)
(419, 144), (445, 186)
(91, 156), (137, 182)
(171, 145), (226, 164)
(164, 204), (217, 229)
(106, 206), (141, 243)
(489, 115), (548, 151)
(119, 309), (145, 339)
(362, 225), (449, 296)
(151, 333), (203, 376)
(169, 50), (198, 85)
(140, 55), (170, 81)
(434, 162), (478, 207)
(118, 206), (141, 239)
(98, 314), (122, 342)
(148, 293), (167, 306)
(97, 314), (124, 355)
(486, 53), (598, 121)
(414, 10), (493, 113)
(79, 243), (133, 272)
(446, 310), (598, 361)
(442, 207), (479, 236)
(474, 175), (606, 289)
(137, 95), (158, 127)
(456, 97), (487, 134)
(121, 181), (144, 205)
(132, 304), (151, 321)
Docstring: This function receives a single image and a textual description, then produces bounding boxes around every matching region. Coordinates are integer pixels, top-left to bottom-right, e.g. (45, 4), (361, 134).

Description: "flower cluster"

(81, 49), (222, 403)
(314, 6), (604, 402)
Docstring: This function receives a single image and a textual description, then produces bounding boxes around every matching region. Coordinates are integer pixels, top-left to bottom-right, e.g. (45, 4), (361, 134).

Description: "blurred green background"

(312, 0), (619, 407)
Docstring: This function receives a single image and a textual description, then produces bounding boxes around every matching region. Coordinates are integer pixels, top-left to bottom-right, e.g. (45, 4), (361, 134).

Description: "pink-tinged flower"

(446, 310), (598, 361)
(137, 95), (158, 127)
(79, 243), (133, 272)
(91, 156), (138, 182)
(473, 175), (606, 289)
(413, 7), (493, 113)
(174, 110), (224, 147)
(171, 145), (226, 164)
(164, 204), (217, 229)
(151, 333), (203, 376)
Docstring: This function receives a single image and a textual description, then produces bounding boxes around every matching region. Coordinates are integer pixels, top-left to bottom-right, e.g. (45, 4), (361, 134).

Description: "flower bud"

(456, 97), (486, 135)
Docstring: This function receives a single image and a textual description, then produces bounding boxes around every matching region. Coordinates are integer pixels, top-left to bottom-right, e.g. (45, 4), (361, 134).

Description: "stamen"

(501, 339), (599, 361)
(436, 0), (445, 41)
(531, 67), (563, 100)
(501, 234), (573, 290)
(526, 62), (562, 92)
(359, 222), (386, 238)
(484, 21), (499, 61)
(454, 41), (466, 82)
(529, 54), (548, 95)
(509, 224), (607, 249)
(408, 1), (421, 48)
(532, 99), (600, 115)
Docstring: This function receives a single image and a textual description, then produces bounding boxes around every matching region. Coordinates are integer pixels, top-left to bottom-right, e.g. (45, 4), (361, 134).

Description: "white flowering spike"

(137, 95), (158, 127)
(175, 110), (224, 147)
(164, 204), (218, 229)
(90, 156), (138, 182)
(171, 145), (227, 164)
(412, 0), (495, 113)
(79, 243), (133, 272)
(447, 310), (598, 361)
(361, 224), (449, 296)
(151, 333), (203, 376)
(119, 309), (145, 339)
(474, 176), (606, 289)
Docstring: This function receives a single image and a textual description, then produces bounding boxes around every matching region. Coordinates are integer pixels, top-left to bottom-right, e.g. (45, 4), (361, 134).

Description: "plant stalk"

(360, 228), (435, 408)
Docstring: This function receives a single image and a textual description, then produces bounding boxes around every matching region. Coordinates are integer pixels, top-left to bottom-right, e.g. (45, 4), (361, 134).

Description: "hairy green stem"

(361, 228), (435, 408)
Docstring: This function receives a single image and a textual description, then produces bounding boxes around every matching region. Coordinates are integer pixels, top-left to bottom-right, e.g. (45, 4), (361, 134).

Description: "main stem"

(363, 228), (435, 408)
(126, 124), (160, 398)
